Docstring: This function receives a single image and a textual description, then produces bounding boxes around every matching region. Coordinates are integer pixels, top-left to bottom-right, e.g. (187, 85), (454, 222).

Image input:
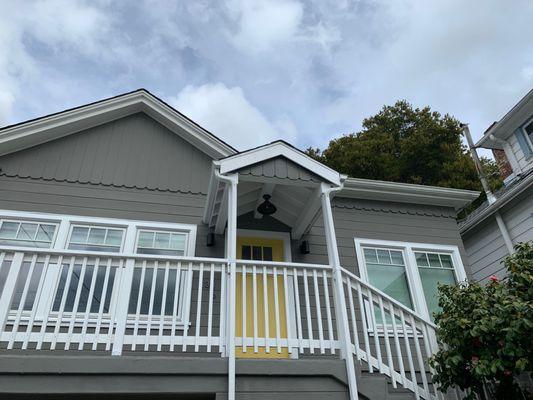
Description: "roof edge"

(0, 89), (237, 159)
(459, 170), (533, 233)
(340, 177), (480, 210)
(215, 140), (342, 186)
(476, 88), (533, 148)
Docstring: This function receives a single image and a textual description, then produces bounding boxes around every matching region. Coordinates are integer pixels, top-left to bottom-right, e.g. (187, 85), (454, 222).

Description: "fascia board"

(341, 178), (480, 209)
(218, 142), (341, 186)
(0, 90), (236, 159)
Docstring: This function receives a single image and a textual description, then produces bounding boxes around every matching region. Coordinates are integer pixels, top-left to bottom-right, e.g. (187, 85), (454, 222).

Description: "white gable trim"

(215, 141), (342, 186)
(0, 89), (236, 159)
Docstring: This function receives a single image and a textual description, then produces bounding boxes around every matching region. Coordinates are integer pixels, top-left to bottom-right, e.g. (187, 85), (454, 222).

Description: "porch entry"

(235, 236), (289, 358)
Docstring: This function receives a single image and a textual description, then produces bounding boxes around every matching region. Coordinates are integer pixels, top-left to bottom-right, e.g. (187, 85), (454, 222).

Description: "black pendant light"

(257, 194), (277, 216)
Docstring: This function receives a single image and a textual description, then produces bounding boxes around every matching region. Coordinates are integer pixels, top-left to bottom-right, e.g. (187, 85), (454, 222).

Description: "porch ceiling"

(204, 176), (323, 239)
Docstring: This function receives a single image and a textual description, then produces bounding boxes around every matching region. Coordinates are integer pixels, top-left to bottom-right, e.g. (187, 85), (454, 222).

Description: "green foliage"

(306, 100), (502, 192)
(430, 242), (533, 399)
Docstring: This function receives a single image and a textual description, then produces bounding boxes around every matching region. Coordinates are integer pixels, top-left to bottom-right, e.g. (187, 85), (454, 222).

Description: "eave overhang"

(214, 141), (343, 187)
(459, 170), (533, 234)
(340, 178), (480, 210)
(0, 89), (237, 159)
(476, 88), (533, 150)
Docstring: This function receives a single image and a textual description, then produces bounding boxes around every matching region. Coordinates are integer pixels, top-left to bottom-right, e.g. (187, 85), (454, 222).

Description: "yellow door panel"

(235, 237), (289, 359)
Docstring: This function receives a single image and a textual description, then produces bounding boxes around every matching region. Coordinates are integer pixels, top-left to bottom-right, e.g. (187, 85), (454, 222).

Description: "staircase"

(359, 372), (416, 400)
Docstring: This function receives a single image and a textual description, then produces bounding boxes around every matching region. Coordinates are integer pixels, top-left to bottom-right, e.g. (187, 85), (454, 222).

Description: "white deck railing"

(0, 247), (443, 400)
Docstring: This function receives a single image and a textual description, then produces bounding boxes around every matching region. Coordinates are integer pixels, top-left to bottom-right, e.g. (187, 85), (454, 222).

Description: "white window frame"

(0, 209), (197, 255)
(354, 238), (467, 334)
(0, 209), (198, 328)
(522, 118), (533, 153)
(66, 224), (127, 253)
(135, 228), (190, 256)
(0, 218), (60, 249)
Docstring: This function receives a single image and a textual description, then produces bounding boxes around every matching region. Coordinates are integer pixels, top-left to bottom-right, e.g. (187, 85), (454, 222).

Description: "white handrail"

(0, 248), (441, 400)
(341, 266), (437, 329)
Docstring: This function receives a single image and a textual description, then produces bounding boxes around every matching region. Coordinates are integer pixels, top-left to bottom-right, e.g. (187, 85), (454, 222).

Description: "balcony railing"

(0, 246), (445, 400)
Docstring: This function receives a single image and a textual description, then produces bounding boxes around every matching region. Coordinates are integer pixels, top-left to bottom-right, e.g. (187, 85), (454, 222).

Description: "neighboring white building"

(460, 89), (533, 282)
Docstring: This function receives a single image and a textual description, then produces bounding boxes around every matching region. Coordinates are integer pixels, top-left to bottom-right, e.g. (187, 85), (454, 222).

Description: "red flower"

(489, 275), (499, 283)
(503, 370), (512, 376)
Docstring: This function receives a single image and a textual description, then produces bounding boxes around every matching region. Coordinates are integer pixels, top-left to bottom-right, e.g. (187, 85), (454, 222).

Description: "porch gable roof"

(214, 141), (343, 187)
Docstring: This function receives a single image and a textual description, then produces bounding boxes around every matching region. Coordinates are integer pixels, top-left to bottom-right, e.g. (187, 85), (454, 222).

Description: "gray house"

(460, 89), (533, 283)
(0, 90), (479, 400)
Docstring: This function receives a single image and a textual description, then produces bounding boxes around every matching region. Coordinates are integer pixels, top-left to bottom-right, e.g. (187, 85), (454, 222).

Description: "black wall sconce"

(299, 240), (310, 254)
(206, 232), (216, 247)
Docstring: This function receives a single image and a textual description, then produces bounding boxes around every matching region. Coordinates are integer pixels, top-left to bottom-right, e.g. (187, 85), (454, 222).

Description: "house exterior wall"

(493, 149), (513, 180)
(507, 132), (532, 173)
(0, 112), (470, 399)
(461, 185), (533, 282)
(0, 112), (213, 194)
(294, 198), (470, 278)
(237, 156), (322, 183)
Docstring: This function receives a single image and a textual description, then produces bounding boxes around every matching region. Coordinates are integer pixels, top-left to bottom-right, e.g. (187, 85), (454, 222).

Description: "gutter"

(340, 177), (479, 210)
(459, 169), (533, 234)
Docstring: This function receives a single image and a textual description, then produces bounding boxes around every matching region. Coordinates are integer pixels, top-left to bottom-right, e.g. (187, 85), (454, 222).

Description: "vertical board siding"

(0, 113), (213, 194)
(237, 156), (322, 182)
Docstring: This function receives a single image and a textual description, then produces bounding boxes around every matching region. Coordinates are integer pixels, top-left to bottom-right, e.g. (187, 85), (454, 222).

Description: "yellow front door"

(235, 237), (289, 359)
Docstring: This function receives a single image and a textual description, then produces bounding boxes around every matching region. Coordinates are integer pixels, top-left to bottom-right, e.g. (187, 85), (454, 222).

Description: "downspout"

(461, 124), (496, 204)
(320, 180), (359, 400)
(214, 166), (238, 400)
(461, 124), (514, 254)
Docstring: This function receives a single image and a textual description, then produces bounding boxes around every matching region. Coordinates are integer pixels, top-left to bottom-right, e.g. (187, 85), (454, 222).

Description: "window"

(136, 230), (188, 256)
(355, 239), (466, 327)
(524, 120), (533, 150)
(516, 118), (533, 159)
(0, 220), (57, 248)
(414, 252), (456, 319)
(68, 225), (125, 253)
(362, 247), (413, 310)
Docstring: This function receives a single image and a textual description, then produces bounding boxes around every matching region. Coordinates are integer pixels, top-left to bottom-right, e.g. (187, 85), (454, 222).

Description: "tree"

(430, 242), (533, 399)
(307, 100), (502, 193)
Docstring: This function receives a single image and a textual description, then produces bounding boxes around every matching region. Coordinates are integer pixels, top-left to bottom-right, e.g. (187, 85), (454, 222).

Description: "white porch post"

(219, 172), (238, 400)
(320, 183), (359, 400)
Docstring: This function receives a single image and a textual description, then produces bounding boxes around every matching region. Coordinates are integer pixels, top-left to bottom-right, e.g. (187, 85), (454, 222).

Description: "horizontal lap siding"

(0, 176), (225, 258)
(294, 197), (469, 277)
(508, 133), (530, 172)
(462, 186), (533, 283)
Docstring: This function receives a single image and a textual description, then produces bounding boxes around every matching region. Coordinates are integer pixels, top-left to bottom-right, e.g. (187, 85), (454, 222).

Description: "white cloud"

(0, 91), (15, 126)
(226, 0), (304, 52)
(0, 0), (113, 125)
(171, 83), (297, 150)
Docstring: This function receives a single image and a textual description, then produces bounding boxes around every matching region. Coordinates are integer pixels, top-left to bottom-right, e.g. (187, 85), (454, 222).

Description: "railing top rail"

(341, 266), (437, 329)
(0, 245), (229, 264)
(235, 259), (333, 270)
(0, 245), (333, 270)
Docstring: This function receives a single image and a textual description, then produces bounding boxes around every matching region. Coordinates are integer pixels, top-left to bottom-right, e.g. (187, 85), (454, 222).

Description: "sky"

(1, 0), (532, 154)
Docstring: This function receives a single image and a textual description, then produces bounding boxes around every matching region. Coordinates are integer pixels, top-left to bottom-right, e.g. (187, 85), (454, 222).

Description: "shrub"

(430, 242), (533, 399)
